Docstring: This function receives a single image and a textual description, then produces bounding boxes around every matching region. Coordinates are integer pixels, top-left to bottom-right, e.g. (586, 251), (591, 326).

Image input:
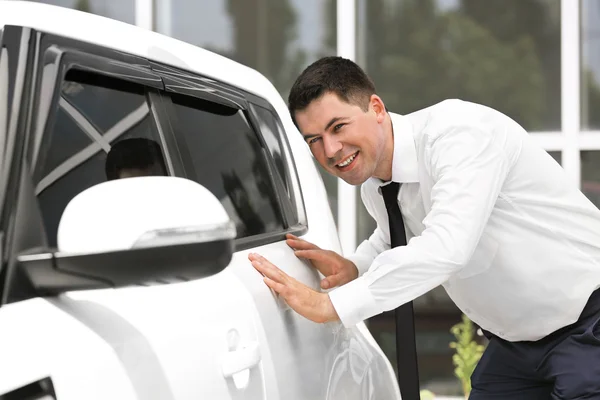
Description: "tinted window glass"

(169, 94), (284, 238)
(35, 107), (92, 176)
(34, 70), (168, 246)
(251, 104), (290, 196)
(61, 71), (148, 132)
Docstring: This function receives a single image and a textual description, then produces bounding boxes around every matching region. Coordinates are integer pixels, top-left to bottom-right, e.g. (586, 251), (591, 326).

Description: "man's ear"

(369, 94), (386, 122)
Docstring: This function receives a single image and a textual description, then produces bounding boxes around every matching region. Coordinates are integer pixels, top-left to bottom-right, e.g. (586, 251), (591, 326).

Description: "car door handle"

(222, 341), (261, 378)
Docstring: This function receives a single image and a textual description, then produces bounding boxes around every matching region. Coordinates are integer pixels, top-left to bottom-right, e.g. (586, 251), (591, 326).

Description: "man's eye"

(334, 124), (344, 132)
(309, 137), (321, 145)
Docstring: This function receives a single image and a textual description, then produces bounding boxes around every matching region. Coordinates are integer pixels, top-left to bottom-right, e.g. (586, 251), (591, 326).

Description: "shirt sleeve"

(346, 226), (389, 276)
(329, 125), (514, 327)
(346, 185), (391, 275)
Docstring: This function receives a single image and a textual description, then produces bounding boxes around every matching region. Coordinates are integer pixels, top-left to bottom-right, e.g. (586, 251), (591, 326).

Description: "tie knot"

(381, 182), (400, 204)
(381, 182), (400, 212)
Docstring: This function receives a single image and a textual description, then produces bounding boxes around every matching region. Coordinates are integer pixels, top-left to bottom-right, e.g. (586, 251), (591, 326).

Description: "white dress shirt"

(329, 99), (600, 342)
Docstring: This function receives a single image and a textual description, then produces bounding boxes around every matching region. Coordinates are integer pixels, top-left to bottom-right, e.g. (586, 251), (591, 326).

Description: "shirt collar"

(379, 112), (419, 186)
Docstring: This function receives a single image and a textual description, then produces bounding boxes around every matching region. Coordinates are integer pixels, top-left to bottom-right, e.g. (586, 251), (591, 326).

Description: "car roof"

(0, 1), (285, 109)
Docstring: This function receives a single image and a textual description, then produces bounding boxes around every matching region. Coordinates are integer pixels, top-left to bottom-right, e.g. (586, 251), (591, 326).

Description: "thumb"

(321, 274), (343, 290)
(295, 249), (332, 264)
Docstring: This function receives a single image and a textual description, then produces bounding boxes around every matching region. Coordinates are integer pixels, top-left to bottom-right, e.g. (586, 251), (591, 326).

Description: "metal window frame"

(562, 0), (581, 187)
(135, 0), (154, 31)
(336, 0), (358, 256)
(573, 1), (600, 182)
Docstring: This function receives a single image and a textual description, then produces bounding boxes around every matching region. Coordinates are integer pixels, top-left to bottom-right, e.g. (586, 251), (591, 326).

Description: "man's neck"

(372, 114), (395, 182)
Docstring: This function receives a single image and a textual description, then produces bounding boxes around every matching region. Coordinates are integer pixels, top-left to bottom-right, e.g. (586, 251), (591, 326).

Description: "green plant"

(449, 314), (486, 398)
(420, 389), (435, 400)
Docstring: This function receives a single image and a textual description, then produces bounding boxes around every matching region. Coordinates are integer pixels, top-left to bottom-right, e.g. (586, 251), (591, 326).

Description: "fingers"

(286, 234), (320, 251)
(264, 277), (287, 296)
(249, 253), (288, 285)
(294, 249), (332, 263)
(248, 252), (336, 323)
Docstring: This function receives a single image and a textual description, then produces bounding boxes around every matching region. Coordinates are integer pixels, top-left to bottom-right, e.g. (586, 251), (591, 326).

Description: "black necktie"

(380, 182), (420, 400)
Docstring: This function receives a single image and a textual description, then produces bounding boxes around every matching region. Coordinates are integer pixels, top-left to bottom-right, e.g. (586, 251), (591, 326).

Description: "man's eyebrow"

(324, 117), (344, 132)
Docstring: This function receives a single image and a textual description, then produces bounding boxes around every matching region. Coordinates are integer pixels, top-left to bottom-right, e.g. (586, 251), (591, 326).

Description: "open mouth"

(336, 151), (359, 171)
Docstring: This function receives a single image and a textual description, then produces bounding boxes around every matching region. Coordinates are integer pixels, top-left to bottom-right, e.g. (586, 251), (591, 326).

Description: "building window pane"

(582, 151), (600, 206)
(357, 0), (561, 132)
(581, 0), (600, 130)
(548, 150), (562, 165)
(26, 0), (135, 24)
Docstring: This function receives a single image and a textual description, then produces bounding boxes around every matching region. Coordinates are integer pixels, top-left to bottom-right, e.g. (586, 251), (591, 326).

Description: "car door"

(156, 68), (400, 399)
(0, 26), (270, 400)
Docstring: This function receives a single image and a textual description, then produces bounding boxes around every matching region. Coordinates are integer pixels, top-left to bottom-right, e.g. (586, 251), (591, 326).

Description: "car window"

(250, 104), (291, 199)
(168, 93), (285, 239)
(61, 70), (150, 133)
(33, 70), (168, 247)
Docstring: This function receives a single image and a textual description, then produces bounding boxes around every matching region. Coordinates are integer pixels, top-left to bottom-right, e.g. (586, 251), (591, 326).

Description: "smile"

(336, 151), (359, 169)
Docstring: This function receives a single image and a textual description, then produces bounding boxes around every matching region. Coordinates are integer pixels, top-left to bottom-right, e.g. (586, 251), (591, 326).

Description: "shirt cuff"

(329, 276), (381, 327)
(346, 253), (373, 276)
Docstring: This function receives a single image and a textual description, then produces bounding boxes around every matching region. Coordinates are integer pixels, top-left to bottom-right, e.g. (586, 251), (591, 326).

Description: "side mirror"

(18, 177), (236, 295)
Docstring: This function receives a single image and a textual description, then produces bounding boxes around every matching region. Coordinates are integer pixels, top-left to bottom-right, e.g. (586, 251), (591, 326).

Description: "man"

(105, 137), (167, 180)
(248, 56), (600, 398)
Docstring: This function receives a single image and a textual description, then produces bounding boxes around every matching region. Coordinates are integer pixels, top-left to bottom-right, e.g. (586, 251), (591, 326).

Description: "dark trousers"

(469, 289), (600, 400)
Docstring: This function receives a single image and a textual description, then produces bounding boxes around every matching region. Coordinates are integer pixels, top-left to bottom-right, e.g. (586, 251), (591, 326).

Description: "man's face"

(295, 92), (390, 185)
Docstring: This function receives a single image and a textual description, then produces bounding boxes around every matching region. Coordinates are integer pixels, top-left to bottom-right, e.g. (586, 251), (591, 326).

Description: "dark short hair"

(287, 56), (376, 126)
(105, 138), (167, 180)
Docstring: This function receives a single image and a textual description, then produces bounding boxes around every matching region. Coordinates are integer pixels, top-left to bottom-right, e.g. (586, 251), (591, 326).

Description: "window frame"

(0, 25), (45, 306)
(244, 96), (307, 230)
(30, 45), (173, 179)
(8, 30), (184, 250)
(34, 74), (171, 193)
(35, 64), (187, 253)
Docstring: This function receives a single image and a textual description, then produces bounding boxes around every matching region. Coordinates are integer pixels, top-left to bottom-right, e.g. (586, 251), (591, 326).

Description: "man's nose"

(323, 135), (342, 160)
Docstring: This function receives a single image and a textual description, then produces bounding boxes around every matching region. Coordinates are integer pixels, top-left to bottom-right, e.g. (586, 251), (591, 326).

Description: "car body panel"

(0, 269), (269, 400)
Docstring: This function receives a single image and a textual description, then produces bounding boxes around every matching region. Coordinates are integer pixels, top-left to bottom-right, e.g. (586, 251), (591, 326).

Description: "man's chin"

(339, 174), (369, 186)
(325, 165), (369, 186)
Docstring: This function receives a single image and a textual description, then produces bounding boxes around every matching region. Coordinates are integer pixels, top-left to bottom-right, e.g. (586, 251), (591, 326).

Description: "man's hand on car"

(285, 234), (358, 289)
(249, 253), (339, 324)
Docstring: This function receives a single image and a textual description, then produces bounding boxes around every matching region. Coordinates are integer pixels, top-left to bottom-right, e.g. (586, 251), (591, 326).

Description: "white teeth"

(338, 153), (357, 168)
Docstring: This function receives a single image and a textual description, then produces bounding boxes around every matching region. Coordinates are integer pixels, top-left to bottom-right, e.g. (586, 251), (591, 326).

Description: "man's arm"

(347, 226), (390, 276)
(329, 125), (515, 327)
(345, 183), (393, 276)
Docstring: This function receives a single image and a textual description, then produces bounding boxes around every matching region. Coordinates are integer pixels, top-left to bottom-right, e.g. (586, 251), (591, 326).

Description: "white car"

(0, 2), (400, 399)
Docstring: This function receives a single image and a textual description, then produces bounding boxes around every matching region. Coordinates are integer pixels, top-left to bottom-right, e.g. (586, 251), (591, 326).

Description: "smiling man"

(248, 56), (600, 399)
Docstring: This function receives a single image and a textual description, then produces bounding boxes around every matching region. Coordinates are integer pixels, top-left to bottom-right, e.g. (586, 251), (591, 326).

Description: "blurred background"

(19, 0), (600, 396)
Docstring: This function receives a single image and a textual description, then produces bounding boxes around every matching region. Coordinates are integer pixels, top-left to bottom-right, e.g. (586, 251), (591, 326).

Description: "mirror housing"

(18, 177), (236, 295)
